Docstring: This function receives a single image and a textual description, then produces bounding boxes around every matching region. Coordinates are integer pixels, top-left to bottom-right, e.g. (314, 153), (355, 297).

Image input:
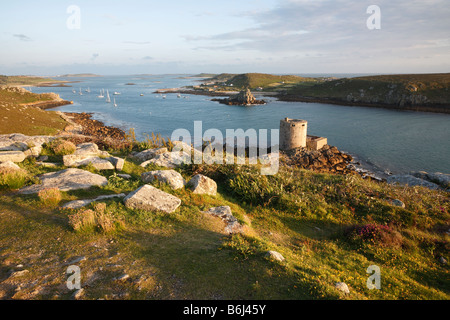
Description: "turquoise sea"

(31, 75), (450, 175)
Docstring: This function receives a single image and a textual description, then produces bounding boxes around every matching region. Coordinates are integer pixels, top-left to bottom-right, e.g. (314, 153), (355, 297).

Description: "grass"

(0, 143), (448, 300)
(0, 87), (67, 135)
(198, 73), (321, 92)
(285, 73), (450, 110)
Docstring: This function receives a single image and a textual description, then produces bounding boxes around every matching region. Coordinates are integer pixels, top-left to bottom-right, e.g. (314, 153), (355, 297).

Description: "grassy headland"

(0, 86), (72, 136)
(280, 73), (450, 113)
(193, 73), (321, 92)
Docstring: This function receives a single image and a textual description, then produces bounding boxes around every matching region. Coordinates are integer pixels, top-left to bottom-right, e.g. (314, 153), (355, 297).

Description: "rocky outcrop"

(202, 206), (242, 234)
(63, 142), (123, 171)
(212, 89), (266, 106)
(61, 193), (127, 210)
(282, 144), (354, 174)
(187, 174), (217, 196)
(410, 171), (450, 189)
(63, 112), (126, 140)
(387, 174), (440, 190)
(133, 147), (168, 162)
(0, 133), (54, 162)
(19, 168), (108, 194)
(123, 184), (181, 213)
(0, 151), (26, 163)
(140, 151), (191, 169)
(141, 170), (186, 190)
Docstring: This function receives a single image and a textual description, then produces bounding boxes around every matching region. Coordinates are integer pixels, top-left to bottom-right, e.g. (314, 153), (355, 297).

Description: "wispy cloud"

(123, 41), (151, 45)
(13, 34), (32, 42)
(184, 0), (450, 59)
(142, 56), (153, 60)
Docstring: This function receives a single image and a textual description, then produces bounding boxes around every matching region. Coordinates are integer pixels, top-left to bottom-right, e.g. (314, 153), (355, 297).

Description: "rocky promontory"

(212, 89), (266, 106)
(282, 144), (355, 175)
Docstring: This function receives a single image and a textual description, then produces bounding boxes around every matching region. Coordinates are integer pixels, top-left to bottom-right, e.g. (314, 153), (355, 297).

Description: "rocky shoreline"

(276, 94), (450, 114)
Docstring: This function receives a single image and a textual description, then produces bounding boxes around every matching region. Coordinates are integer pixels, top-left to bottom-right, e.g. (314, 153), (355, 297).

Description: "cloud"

(184, 0), (450, 60)
(13, 34), (32, 42)
(142, 56), (153, 60)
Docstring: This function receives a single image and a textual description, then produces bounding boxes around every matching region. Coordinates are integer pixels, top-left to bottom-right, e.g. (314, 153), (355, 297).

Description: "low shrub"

(48, 139), (76, 155)
(38, 187), (62, 207)
(0, 168), (29, 190)
(68, 202), (124, 233)
(345, 223), (403, 248)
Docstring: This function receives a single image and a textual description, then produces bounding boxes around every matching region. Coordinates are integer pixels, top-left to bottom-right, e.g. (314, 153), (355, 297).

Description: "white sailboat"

(113, 97), (118, 107)
(106, 90), (111, 103)
(97, 89), (104, 98)
(85, 87), (91, 93)
(79, 88), (83, 95)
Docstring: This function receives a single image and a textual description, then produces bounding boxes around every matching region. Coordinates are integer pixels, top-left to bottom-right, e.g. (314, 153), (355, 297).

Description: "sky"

(1, 0), (449, 75)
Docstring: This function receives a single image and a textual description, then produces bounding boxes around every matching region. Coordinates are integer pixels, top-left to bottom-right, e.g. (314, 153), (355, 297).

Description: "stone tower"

(279, 118), (308, 150)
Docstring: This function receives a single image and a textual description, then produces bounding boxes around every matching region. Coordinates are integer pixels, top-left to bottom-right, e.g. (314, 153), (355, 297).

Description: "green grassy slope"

(0, 143), (448, 300)
(283, 73), (450, 112)
(0, 87), (67, 135)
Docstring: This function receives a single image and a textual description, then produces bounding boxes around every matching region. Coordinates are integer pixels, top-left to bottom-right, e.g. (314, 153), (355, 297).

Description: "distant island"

(59, 73), (102, 78)
(0, 75), (71, 87)
(161, 72), (450, 114)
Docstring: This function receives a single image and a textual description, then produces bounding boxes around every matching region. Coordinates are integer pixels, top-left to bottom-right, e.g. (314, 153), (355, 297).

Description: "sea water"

(31, 75), (450, 175)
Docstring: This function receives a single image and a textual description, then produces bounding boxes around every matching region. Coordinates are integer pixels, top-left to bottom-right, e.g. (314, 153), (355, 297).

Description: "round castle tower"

(279, 118), (308, 150)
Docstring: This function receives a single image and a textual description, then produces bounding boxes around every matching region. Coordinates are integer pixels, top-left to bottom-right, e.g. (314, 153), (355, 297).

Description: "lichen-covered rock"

(265, 251), (285, 262)
(187, 174), (217, 195)
(202, 206), (242, 234)
(411, 171), (450, 189)
(108, 157), (125, 171)
(123, 185), (181, 213)
(140, 151), (191, 169)
(133, 147), (167, 162)
(141, 170), (186, 190)
(387, 174), (440, 190)
(73, 157), (115, 170)
(61, 193), (126, 209)
(19, 168), (108, 194)
(0, 151), (26, 163)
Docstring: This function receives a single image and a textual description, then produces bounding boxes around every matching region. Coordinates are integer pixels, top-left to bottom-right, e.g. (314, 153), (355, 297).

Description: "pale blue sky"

(1, 0), (449, 75)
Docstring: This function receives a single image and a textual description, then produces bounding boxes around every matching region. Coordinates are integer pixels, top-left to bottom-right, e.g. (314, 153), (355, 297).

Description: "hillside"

(0, 135), (448, 300)
(280, 73), (450, 113)
(192, 73), (320, 93)
(223, 73), (317, 90)
(0, 86), (69, 135)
